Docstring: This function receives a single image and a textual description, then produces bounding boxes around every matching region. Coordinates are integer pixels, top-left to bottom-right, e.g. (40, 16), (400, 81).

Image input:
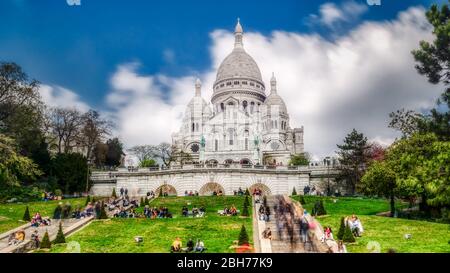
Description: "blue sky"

(0, 0), (439, 107)
(0, 0), (446, 157)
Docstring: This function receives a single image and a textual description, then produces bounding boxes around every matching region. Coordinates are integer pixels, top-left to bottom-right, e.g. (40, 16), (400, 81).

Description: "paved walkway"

(0, 217), (93, 253)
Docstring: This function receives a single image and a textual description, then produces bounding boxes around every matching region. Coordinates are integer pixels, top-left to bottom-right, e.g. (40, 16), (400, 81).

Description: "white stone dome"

(216, 47), (263, 83)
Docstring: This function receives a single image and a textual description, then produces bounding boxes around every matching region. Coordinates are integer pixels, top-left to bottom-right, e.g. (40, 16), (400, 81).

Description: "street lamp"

(85, 159), (92, 195)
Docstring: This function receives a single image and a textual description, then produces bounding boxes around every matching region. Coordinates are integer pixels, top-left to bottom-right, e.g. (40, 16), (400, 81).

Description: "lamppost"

(85, 159), (92, 196)
(325, 156), (331, 196)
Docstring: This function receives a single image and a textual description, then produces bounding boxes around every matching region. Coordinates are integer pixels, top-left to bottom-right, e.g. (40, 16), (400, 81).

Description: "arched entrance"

(199, 182), (225, 196)
(155, 184), (177, 197)
(249, 183), (272, 196)
(240, 158), (251, 165)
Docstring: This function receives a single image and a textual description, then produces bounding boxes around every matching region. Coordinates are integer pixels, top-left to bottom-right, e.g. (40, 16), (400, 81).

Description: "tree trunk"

(390, 194), (395, 217)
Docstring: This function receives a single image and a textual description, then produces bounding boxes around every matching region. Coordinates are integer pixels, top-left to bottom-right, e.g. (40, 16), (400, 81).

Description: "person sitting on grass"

(186, 238), (194, 252)
(171, 237), (182, 252)
(195, 239), (206, 252)
(182, 206), (189, 217)
(229, 205), (238, 216)
(192, 207), (199, 217)
(350, 214), (363, 237)
(262, 227), (272, 240)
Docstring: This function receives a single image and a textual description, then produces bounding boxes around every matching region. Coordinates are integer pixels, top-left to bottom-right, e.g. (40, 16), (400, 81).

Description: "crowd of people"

(218, 205), (238, 216)
(171, 237), (206, 253)
(233, 187), (245, 196)
(30, 212), (51, 227)
(142, 206), (173, 218)
(184, 190), (199, 196)
(181, 205), (206, 217)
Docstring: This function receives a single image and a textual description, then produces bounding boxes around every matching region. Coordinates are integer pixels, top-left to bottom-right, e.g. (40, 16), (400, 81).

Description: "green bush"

(312, 200), (327, 216)
(112, 188), (117, 198)
(85, 195), (91, 206)
(245, 188), (250, 196)
(159, 188), (163, 197)
(23, 206), (31, 221)
(140, 197), (144, 207)
(0, 185), (44, 203)
(343, 225), (355, 243)
(299, 195), (306, 205)
(337, 217), (346, 240)
(243, 195), (249, 207)
(54, 189), (62, 196)
(292, 187), (297, 196)
(40, 231), (51, 249)
(242, 201), (249, 217)
(97, 202), (108, 219)
(238, 225), (249, 245)
(144, 197), (149, 206)
(53, 222), (66, 244)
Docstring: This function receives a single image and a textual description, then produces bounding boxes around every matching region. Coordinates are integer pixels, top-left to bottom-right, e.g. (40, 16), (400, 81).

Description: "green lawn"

(291, 196), (450, 253)
(47, 196), (252, 253)
(0, 198), (86, 233)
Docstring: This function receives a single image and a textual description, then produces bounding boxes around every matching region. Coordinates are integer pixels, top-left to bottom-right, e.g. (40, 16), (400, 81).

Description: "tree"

(411, 1), (450, 141)
(127, 145), (154, 164)
(337, 217), (346, 240)
(292, 187), (297, 196)
(151, 142), (175, 167)
(245, 188), (250, 196)
(312, 200), (327, 216)
(238, 225), (249, 245)
(387, 133), (450, 212)
(388, 109), (424, 138)
(40, 230), (51, 249)
(53, 222), (66, 244)
(105, 138), (124, 167)
(79, 110), (111, 162)
(361, 161), (398, 217)
(342, 225), (355, 243)
(144, 196), (149, 206)
(46, 107), (84, 154)
(23, 206), (31, 221)
(139, 157), (156, 168)
(244, 195), (250, 207)
(289, 153), (310, 166)
(0, 62), (40, 124)
(50, 153), (88, 194)
(336, 129), (371, 195)
(140, 197), (144, 207)
(0, 134), (42, 187)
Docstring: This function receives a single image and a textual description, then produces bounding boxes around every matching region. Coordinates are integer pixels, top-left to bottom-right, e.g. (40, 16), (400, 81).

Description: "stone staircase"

(259, 195), (331, 253)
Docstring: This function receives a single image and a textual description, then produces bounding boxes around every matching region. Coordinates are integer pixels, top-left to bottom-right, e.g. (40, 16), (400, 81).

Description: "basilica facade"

(172, 20), (304, 166)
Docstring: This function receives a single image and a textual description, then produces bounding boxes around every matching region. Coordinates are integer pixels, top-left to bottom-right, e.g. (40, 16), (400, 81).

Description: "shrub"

(112, 188), (117, 198)
(85, 195), (91, 206)
(53, 222), (66, 244)
(292, 187), (297, 196)
(23, 206), (31, 221)
(243, 195), (250, 207)
(40, 231), (51, 249)
(97, 202), (108, 219)
(299, 195), (306, 205)
(238, 225), (249, 245)
(342, 225), (355, 243)
(312, 200), (327, 216)
(159, 188), (163, 197)
(337, 217), (346, 240)
(140, 197), (144, 207)
(245, 188), (250, 196)
(144, 197), (149, 206)
(242, 202), (249, 217)
(54, 189), (62, 197)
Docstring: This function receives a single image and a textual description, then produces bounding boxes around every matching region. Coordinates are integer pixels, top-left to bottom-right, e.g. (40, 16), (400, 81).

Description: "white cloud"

(39, 84), (90, 112)
(308, 1), (369, 29)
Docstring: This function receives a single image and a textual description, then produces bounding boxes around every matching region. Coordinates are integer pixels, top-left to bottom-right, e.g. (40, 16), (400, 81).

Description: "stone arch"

(155, 184), (178, 197)
(248, 183), (272, 195)
(240, 158), (252, 165)
(199, 182), (225, 196)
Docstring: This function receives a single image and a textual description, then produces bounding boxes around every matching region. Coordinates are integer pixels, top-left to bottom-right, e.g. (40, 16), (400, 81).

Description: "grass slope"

(47, 196), (252, 253)
(291, 196), (450, 253)
(0, 198), (86, 233)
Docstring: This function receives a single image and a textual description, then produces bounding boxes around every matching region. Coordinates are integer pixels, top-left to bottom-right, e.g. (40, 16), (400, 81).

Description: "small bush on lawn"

(23, 206), (31, 221)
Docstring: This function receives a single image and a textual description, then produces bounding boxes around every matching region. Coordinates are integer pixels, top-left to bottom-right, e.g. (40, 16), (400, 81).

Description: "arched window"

(192, 123), (195, 132)
(220, 103), (225, 111)
(250, 101), (255, 114)
(242, 101), (248, 111)
(215, 139), (218, 151)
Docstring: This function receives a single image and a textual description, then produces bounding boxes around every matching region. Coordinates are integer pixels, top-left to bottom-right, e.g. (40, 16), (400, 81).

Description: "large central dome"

(212, 19), (265, 103)
(216, 47), (262, 82)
